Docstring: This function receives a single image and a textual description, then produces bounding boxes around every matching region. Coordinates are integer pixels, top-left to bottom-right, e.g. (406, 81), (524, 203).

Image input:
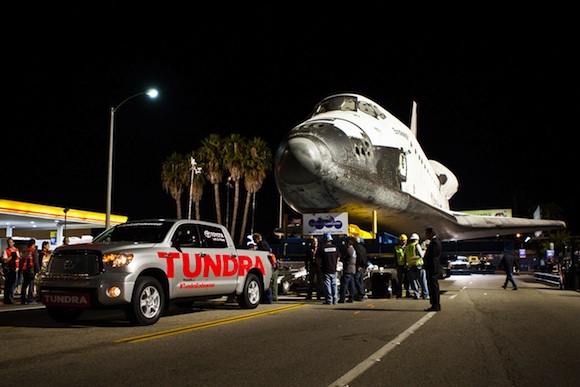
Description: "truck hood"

(55, 241), (158, 253)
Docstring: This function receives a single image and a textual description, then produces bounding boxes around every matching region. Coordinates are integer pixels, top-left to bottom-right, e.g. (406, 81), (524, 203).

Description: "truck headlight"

(102, 253), (134, 267)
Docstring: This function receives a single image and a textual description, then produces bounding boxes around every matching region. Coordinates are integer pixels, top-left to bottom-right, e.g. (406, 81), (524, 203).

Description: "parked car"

(468, 255), (481, 270)
(448, 256), (471, 273)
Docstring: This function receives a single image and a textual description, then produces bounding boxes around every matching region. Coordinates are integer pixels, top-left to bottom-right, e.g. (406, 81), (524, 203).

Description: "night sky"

(3, 5), (578, 237)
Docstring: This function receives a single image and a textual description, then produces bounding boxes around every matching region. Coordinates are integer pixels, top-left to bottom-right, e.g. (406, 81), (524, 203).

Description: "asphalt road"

(1, 273), (579, 387)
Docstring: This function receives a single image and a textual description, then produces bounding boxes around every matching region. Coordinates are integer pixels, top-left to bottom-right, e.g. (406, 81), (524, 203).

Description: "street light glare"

(146, 89), (159, 98)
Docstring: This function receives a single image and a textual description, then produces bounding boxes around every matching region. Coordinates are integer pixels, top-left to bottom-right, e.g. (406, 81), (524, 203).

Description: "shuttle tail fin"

(410, 101), (418, 137)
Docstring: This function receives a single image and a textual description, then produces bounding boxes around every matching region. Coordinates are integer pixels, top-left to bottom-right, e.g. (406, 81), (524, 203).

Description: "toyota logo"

(63, 260), (75, 270)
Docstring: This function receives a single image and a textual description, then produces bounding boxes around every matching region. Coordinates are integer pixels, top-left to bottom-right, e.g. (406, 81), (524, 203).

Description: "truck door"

(170, 224), (207, 298)
(198, 224), (238, 294)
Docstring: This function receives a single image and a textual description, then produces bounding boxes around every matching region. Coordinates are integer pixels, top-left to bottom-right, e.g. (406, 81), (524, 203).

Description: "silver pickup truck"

(38, 219), (272, 325)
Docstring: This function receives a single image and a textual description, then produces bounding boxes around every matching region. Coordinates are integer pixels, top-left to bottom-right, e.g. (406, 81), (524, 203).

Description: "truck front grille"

(47, 250), (103, 276)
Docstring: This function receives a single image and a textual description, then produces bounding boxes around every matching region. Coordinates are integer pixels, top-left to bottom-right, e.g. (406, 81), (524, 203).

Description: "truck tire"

(237, 273), (262, 309)
(125, 276), (164, 325)
(46, 306), (84, 323)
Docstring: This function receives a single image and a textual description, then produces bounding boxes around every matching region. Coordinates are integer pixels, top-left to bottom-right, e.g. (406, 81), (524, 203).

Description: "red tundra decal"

(158, 252), (266, 279)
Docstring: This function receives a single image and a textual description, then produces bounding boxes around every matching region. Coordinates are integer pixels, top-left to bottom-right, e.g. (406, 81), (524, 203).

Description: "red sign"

(42, 291), (91, 307)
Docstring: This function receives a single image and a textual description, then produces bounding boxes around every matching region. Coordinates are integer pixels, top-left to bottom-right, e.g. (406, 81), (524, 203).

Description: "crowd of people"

(302, 227), (443, 312)
(1, 237), (51, 305)
(393, 229), (442, 311)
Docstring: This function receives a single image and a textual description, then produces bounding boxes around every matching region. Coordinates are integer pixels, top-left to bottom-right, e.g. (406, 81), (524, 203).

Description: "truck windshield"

(94, 221), (173, 243)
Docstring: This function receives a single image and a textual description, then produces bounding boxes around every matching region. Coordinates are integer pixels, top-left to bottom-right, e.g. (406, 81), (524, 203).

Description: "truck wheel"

(125, 276), (164, 325)
(238, 273), (262, 309)
(46, 306), (84, 323)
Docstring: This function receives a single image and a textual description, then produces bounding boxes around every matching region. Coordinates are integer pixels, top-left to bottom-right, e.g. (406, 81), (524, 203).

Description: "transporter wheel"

(280, 279), (291, 295)
(125, 276), (164, 325)
(46, 306), (84, 323)
(238, 273), (262, 309)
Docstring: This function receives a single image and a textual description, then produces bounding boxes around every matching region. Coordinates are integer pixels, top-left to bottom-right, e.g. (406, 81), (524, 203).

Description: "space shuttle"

(274, 93), (566, 241)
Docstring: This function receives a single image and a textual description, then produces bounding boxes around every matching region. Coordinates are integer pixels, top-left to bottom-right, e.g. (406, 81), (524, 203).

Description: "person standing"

(423, 228), (442, 311)
(38, 241), (51, 271)
(2, 237), (20, 304)
(20, 239), (40, 305)
(352, 237), (368, 301)
(339, 238), (357, 303)
(405, 233), (425, 299)
(317, 233), (340, 305)
(500, 251), (519, 290)
(304, 237), (322, 300)
(394, 234), (409, 298)
(254, 232), (278, 302)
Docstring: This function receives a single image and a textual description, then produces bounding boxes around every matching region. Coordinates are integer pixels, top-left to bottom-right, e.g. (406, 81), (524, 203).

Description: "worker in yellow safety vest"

(394, 234), (409, 298)
(405, 233), (428, 299)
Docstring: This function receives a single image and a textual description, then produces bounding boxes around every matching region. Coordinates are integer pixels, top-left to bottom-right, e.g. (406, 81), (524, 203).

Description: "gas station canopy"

(0, 199), (128, 235)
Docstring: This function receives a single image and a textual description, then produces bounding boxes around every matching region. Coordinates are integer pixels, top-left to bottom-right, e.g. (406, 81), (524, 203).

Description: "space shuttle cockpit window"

(310, 96), (358, 117)
(358, 101), (386, 119)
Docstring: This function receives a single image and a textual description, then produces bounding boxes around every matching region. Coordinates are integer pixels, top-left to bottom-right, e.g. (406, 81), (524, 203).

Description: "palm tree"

(198, 134), (224, 224)
(238, 137), (272, 245)
(188, 150), (206, 220)
(223, 134), (246, 240)
(161, 152), (189, 219)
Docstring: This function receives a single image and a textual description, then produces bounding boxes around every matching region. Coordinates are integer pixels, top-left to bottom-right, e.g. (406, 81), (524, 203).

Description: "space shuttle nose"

(276, 137), (324, 184)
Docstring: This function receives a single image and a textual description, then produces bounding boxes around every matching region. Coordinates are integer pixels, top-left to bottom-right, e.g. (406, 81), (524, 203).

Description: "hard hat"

(324, 232), (333, 241)
(399, 234), (408, 241)
(410, 233), (420, 240)
(246, 235), (256, 247)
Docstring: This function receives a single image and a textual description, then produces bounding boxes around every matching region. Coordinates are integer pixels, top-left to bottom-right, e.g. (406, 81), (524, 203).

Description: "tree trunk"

(175, 197), (182, 220)
(239, 190), (252, 245)
(213, 183), (222, 224)
(230, 179), (240, 241)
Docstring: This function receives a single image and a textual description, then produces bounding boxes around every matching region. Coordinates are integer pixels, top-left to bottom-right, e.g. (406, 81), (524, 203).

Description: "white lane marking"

(449, 294), (457, 300)
(328, 312), (435, 387)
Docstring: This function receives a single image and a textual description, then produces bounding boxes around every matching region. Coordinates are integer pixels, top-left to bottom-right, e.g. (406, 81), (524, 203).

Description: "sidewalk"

(1, 293), (45, 312)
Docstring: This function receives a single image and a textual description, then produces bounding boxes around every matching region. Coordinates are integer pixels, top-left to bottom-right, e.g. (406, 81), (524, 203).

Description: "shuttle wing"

(445, 211), (566, 241)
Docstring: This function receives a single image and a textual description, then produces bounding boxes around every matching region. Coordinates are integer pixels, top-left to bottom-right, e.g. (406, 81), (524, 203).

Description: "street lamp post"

(63, 207), (69, 237)
(187, 157), (203, 220)
(105, 89), (158, 229)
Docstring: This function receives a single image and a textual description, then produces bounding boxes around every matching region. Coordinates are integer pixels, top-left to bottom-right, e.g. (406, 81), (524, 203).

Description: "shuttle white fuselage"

(274, 93), (565, 241)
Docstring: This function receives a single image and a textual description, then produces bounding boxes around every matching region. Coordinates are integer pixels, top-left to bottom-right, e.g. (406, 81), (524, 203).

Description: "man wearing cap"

(316, 233), (340, 305)
(394, 234), (409, 298)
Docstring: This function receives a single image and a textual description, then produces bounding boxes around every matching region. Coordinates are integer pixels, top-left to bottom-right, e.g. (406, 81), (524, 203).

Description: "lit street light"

(105, 89), (158, 229)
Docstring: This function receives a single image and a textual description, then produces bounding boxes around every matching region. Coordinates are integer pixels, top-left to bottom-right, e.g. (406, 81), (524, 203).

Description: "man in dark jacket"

(304, 237), (322, 300)
(316, 233), (340, 305)
(352, 237), (368, 301)
(423, 228), (442, 311)
(500, 252), (519, 290)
